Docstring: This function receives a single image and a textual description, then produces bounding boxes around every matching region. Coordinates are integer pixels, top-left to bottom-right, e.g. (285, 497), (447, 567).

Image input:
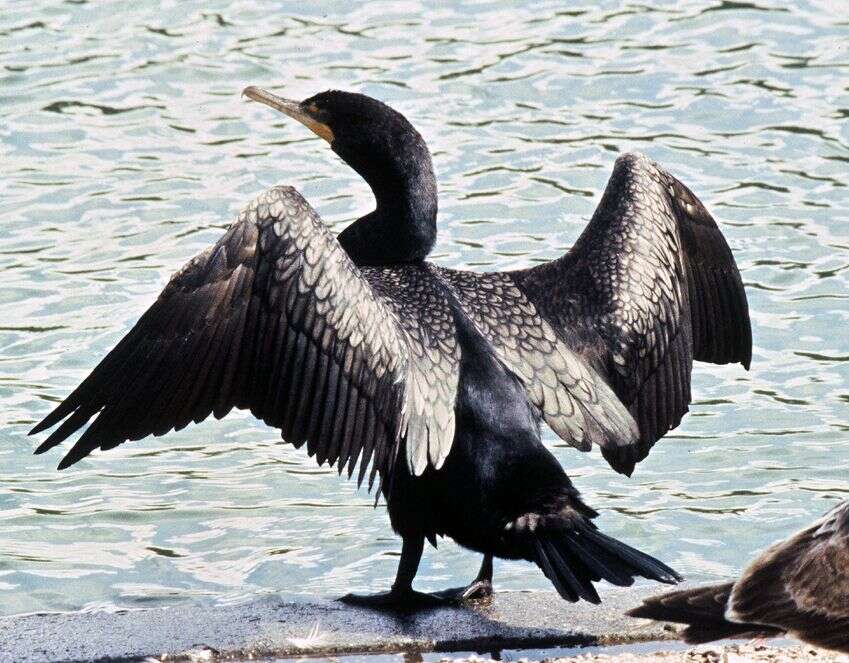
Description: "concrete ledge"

(2, 588), (675, 663)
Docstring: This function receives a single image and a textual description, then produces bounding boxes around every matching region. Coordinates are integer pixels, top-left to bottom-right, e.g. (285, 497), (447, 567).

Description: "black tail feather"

(627, 583), (784, 644)
(563, 532), (634, 586)
(582, 528), (681, 584)
(530, 518), (681, 604)
(535, 539), (600, 603)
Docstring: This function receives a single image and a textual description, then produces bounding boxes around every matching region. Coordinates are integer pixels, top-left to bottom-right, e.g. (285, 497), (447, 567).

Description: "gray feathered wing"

(30, 186), (458, 486)
(435, 267), (639, 466)
(515, 152), (752, 474)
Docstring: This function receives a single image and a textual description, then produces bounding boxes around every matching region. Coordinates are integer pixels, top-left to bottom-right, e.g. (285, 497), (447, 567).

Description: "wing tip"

(56, 440), (94, 470)
(614, 151), (650, 168)
(29, 412), (59, 437)
(741, 343), (752, 371)
(33, 439), (57, 455)
(576, 370), (642, 472)
(56, 454), (77, 471)
(602, 445), (636, 476)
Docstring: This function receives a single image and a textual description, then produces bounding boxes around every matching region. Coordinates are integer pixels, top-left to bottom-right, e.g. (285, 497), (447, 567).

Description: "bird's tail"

(508, 509), (682, 604)
(627, 583), (783, 643)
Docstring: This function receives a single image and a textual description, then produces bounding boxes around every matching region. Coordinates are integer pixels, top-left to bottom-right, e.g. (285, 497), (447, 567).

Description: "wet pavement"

(2, 587), (674, 663)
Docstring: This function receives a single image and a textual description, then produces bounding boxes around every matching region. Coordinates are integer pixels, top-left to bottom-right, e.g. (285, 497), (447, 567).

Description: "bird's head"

(243, 87), (434, 201)
(242, 86), (437, 263)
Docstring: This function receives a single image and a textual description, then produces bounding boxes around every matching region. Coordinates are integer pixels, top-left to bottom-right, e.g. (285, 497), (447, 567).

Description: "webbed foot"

(338, 588), (448, 612)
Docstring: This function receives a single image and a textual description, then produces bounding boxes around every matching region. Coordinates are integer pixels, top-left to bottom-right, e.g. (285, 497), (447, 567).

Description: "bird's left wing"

(729, 501), (849, 654)
(30, 186), (458, 484)
(515, 152), (752, 474)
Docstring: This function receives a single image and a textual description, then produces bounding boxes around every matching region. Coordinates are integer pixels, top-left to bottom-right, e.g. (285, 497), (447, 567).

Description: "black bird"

(30, 87), (751, 609)
(628, 501), (849, 654)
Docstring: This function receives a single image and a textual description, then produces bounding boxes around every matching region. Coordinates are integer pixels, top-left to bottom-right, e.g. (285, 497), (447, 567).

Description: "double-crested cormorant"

(30, 87), (752, 609)
(628, 501), (849, 653)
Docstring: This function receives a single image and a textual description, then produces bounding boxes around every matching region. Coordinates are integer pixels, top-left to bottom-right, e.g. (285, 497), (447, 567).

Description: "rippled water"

(2, 1), (848, 618)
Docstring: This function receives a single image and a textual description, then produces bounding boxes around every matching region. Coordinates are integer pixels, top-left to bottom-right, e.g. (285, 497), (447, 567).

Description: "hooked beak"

(242, 86), (334, 144)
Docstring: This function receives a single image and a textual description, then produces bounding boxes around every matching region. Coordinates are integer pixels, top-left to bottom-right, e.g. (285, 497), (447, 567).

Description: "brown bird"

(628, 500), (849, 653)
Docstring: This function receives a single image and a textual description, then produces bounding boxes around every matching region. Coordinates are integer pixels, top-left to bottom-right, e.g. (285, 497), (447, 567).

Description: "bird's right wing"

(729, 502), (849, 654)
(30, 186), (458, 486)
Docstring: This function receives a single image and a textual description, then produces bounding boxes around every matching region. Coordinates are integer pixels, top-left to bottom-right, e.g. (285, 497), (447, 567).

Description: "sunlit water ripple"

(1, 0), (847, 617)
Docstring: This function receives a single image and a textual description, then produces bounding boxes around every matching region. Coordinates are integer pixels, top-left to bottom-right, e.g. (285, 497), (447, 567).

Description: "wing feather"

(515, 153), (751, 473)
(31, 186), (459, 484)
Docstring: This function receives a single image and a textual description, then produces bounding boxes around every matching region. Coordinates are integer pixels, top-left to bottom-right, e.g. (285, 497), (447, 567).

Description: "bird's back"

(383, 289), (581, 554)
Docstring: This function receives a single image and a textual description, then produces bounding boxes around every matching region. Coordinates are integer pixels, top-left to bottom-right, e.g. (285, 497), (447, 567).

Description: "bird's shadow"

(272, 594), (603, 658)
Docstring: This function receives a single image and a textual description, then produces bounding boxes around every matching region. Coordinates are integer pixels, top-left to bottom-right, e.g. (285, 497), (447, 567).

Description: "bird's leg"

(470, 552), (495, 597)
(339, 534), (445, 611)
(431, 553), (494, 602)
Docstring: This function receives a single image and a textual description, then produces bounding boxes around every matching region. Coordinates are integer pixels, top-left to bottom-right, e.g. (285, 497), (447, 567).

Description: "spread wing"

(435, 267), (639, 469)
(515, 152), (751, 473)
(729, 501), (849, 654)
(30, 186), (458, 486)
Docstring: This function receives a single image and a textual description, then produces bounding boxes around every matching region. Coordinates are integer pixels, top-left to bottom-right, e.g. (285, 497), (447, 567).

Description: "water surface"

(1, 0), (848, 617)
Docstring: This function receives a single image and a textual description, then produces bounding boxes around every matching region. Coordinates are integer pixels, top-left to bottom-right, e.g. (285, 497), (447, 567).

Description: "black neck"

(334, 129), (438, 266)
